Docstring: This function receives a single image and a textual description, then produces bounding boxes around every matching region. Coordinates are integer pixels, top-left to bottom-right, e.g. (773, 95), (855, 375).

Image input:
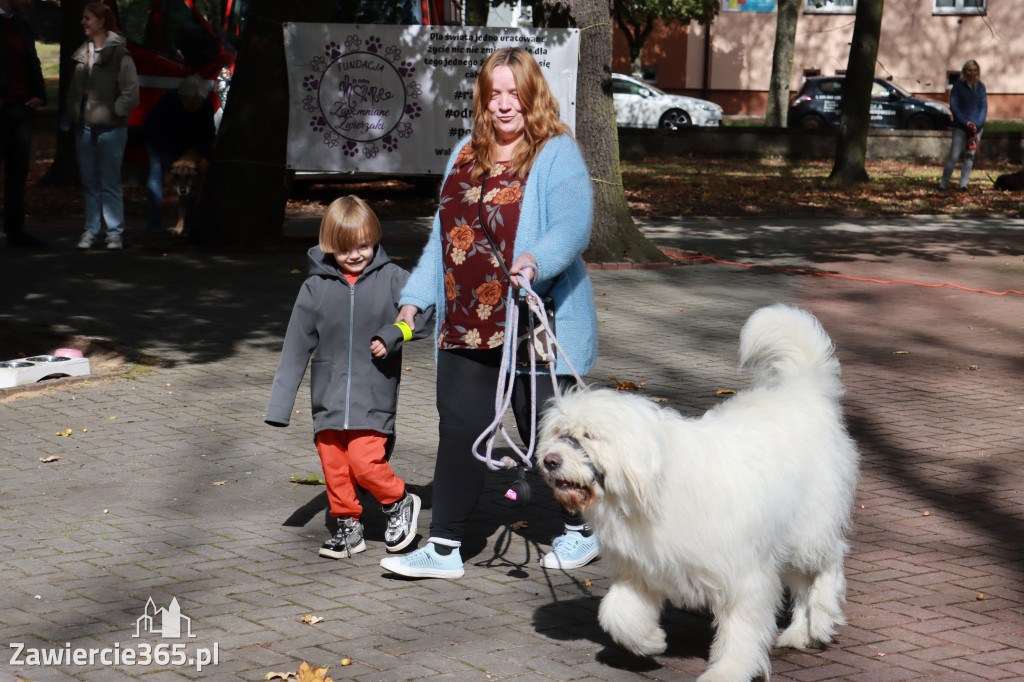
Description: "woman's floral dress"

(438, 144), (527, 350)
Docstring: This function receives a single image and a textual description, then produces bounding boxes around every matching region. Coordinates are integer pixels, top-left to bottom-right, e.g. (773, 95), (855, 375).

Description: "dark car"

(788, 77), (952, 131)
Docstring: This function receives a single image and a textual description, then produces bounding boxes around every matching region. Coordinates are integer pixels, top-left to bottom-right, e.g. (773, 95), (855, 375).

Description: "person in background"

(143, 74), (215, 233)
(0, 0), (49, 249)
(380, 47), (599, 580)
(66, 1), (139, 250)
(939, 59), (987, 194)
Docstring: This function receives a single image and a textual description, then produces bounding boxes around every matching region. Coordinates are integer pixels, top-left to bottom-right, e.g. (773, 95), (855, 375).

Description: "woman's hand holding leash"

(509, 254), (537, 286)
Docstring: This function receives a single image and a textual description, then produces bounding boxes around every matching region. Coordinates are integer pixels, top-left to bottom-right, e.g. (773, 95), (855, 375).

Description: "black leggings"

(430, 348), (583, 542)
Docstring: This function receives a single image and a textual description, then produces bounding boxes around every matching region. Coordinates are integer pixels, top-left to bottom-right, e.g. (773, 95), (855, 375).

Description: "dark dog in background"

(167, 149), (204, 235)
(994, 169), (1024, 191)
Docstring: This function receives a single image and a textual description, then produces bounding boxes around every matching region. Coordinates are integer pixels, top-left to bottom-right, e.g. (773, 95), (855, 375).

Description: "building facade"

(613, 0), (1022, 118)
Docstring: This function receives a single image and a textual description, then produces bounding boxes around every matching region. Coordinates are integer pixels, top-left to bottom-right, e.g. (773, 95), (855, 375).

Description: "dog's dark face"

(170, 162), (198, 198)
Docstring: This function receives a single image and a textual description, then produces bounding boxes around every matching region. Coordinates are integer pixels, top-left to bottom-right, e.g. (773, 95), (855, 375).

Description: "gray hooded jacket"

(265, 245), (434, 436)
(66, 32), (140, 127)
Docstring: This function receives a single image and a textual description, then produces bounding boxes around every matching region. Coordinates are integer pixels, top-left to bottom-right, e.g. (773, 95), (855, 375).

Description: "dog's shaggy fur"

(167, 150), (204, 235)
(538, 304), (860, 682)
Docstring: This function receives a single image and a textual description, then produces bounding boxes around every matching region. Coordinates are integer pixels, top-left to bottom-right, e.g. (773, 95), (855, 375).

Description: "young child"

(265, 195), (433, 558)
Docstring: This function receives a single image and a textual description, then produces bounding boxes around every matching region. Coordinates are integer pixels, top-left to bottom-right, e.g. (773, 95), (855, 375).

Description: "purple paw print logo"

(386, 45), (401, 63)
(365, 36), (382, 54)
(309, 116), (326, 133)
(302, 95), (316, 113)
(381, 135), (397, 152)
(324, 132), (339, 149)
(310, 55), (326, 73)
(397, 122), (413, 139)
(363, 143), (379, 159)
(398, 61), (416, 79)
(341, 140), (359, 158)
(344, 34), (362, 51)
(302, 75), (320, 92)
(406, 82), (422, 98)
(324, 41), (342, 60)
(405, 102), (422, 120)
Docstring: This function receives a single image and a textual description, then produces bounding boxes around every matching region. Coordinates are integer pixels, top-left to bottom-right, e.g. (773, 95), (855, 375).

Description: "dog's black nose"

(543, 453), (561, 471)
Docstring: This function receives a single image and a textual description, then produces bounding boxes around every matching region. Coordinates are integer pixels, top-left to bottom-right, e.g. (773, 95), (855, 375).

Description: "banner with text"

(283, 23), (579, 174)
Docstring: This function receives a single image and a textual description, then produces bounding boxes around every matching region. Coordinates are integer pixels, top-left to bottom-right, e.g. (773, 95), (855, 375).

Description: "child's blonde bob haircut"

(319, 195), (381, 254)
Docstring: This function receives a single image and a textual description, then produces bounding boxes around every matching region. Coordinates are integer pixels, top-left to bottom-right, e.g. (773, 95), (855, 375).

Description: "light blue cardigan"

(400, 133), (597, 376)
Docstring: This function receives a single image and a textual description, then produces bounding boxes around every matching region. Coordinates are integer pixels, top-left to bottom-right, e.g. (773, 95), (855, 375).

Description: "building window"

(933, 0), (985, 15)
(804, 0), (855, 14)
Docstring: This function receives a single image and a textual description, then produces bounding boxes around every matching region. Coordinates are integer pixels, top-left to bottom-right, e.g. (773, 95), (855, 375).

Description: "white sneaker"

(77, 231), (96, 250)
(380, 542), (464, 578)
(106, 234), (123, 250)
(540, 529), (599, 569)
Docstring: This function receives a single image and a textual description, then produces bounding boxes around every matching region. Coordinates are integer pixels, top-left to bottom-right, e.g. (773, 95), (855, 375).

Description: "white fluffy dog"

(538, 304), (860, 682)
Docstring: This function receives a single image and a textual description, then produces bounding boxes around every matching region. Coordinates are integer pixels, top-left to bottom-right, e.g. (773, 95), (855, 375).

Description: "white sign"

(283, 23), (580, 174)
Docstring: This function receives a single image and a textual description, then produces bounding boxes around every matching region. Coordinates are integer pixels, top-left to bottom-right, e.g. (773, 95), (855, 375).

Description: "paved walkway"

(1, 216), (1023, 681)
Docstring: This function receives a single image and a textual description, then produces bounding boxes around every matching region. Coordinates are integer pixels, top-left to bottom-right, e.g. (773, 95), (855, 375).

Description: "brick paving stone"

(2, 216), (1023, 680)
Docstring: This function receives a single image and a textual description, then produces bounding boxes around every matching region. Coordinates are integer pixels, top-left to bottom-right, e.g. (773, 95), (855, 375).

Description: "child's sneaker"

(380, 542), (464, 578)
(319, 517), (365, 558)
(539, 528), (599, 569)
(382, 492), (421, 553)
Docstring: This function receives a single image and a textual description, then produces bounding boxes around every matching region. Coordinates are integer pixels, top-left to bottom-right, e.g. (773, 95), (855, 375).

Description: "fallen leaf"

(509, 520), (529, 531)
(715, 389), (736, 396)
(584, 578), (592, 587)
(340, 658), (351, 666)
(300, 614), (324, 625)
(608, 376), (644, 391)
(298, 662), (332, 681)
(923, 511), (930, 516)
(290, 269), (302, 274)
(977, 593), (985, 600)
(108, 416), (117, 420)
(265, 673), (293, 681)
(892, 350), (911, 355)
(212, 480), (227, 486)
(967, 364), (980, 370)
(39, 455), (62, 463)
(290, 474), (326, 485)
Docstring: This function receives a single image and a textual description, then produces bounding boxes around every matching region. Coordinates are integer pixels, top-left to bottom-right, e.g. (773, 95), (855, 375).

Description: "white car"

(612, 73), (723, 129)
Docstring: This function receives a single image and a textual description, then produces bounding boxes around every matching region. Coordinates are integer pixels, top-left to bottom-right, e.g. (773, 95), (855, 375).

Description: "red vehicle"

(106, 0), (243, 158)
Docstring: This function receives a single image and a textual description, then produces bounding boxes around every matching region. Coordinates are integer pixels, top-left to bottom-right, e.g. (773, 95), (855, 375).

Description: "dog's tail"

(739, 304), (842, 395)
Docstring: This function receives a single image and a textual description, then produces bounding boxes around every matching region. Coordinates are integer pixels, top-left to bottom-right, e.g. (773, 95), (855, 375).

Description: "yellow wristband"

(394, 321), (413, 342)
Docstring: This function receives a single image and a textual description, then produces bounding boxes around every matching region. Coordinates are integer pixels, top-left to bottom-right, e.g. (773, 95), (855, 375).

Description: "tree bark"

(40, 0), (89, 187)
(764, 0), (800, 128)
(559, 0), (667, 264)
(194, 1), (331, 247)
(828, 0), (884, 187)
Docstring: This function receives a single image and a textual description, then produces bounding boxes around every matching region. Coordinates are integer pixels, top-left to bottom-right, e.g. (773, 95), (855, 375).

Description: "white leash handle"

(470, 268), (586, 472)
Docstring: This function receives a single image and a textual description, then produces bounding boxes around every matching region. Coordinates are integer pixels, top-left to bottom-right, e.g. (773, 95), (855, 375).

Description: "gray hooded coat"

(265, 245), (433, 436)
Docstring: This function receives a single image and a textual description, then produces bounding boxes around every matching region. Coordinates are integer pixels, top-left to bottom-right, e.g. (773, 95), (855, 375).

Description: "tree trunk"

(828, 0), (884, 187)
(560, 0), (667, 265)
(194, 1), (330, 247)
(765, 0), (800, 128)
(40, 0), (89, 187)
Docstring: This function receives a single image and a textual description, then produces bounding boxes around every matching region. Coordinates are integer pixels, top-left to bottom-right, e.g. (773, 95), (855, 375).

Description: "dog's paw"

(775, 626), (812, 650)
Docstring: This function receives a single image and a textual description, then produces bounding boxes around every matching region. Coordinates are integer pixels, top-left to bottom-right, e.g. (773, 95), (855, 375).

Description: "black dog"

(994, 169), (1024, 191)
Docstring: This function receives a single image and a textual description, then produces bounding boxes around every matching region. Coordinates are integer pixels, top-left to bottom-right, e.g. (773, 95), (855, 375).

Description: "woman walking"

(939, 59), (987, 194)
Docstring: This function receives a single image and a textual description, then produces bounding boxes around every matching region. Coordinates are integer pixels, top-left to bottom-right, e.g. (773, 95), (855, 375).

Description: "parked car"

(612, 73), (723, 130)
(788, 76), (952, 131)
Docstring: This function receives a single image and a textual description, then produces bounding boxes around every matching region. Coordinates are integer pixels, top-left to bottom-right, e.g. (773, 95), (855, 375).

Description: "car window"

(612, 80), (634, 95)
(818, 80), (843, 95)
(117, 0), (219, 69)
(870, 81), (891, 98)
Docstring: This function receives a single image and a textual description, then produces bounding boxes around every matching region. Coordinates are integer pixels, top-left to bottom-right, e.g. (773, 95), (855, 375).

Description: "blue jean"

(940, 127), (982, 190)
(75, 124), (128, 236)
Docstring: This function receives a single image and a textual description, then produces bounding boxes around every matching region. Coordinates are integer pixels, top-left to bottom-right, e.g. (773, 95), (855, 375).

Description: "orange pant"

(315, 429), (405, 519)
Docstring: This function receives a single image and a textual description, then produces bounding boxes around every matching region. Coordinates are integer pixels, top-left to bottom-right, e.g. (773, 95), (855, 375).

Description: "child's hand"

(370, 338), (387, 358)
